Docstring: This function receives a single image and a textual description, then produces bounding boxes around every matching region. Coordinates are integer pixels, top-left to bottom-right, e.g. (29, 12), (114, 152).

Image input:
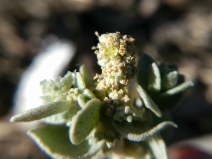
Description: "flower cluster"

(10, 32), (193, 159)
(94, 32), (138, 123)
(94, 32), (137, 87)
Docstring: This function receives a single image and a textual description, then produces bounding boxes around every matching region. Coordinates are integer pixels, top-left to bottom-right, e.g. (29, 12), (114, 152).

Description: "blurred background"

(1, 0), (212, 158)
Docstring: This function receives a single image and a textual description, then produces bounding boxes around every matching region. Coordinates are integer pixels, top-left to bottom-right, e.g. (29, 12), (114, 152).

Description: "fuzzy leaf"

(137, 54), (155, 91)
(76, 72), (86, 91)
(112, 121), (177, 142)
(148, 63), (161, 93)
(61, 71), (73, 87)
(147, 134), (168, 159)
(162, 71), (178, 90)
(84, 136), (105, 158)
(77, 94), (87, 108)
(27, 125), (90, 159)
(83, 89), (96, 99)
(10, 100), (71, 122)
(137, 85), (162, 117)
(159, 81), (194, 98)
(40, 95), (52, 103)
(70, 98), (101, 145)
(42, 99), (80, 125)
(80, 65), (94, 88)
(123, 141), (153, 159)
(41, 111), (70, 125)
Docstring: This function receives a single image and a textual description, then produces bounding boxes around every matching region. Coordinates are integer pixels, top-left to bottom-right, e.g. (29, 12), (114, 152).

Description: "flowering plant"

(10, 32), (193, 159)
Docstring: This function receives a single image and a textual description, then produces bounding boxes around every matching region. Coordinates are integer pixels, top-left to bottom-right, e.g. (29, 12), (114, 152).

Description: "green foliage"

(137, 85), (162, 117)
(28, 125), (90, 159)
(137, 53), (193, 110)
(10, 100), (71, 122)
(70, 98), (101, 145)
(10, 32), (193, 159)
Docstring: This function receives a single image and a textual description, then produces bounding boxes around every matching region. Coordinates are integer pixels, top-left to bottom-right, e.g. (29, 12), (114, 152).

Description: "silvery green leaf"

(41, 100), (80, 124)
(27, 125), (90, 159)
(40, 95), (52, 102)
(84, 136), (105, 158)
(127, 121), (177, 142)
(10, 100), (70, 122)
(159, 81), (194, 98)
(116, 139), (153, 159)
(77, 94), (87, 108)
(148, 63), (161, 93)
(83, 89), (96, 99)
(162, 71), (178, 90)
(137, 54), (155, 91)
(41, 111), (69, 125)
(65, 101), (81, 118)
(147, 134), (168, 159)
(137, 85), (162, 117)
(61, 71), (73, 88)
(70, 98), (101, 145)
(112, 121), (176, 142)
(54, 94), (67, 101)
(158, 63), (178, 78)
(76, 72), (86, 91)
(80, 65), (94, 88)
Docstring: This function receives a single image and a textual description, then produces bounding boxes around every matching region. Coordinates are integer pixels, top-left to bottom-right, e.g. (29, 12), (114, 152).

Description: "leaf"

(80, 65), (94, 88)
(40, 95), (52, 103)
(112, 121), (177, 142)
(27, 125), (90, 159)
(83, 89), (96, 99)
(162, 71), (178, 90)
(137, 54), (155, 91)
(84, 135), (105, 158)
(147, 134), (168, 159)
(127, 121), (177, 142)
(158, 63), (178, 78)
(77, 94), (87, 108)
(41, 107), (79, 125)
(70, 98), (101, 145)
(76, 72), (86, 92)
(61, 71), (74, 88)
(10, 100), (71, 122)
(159, 81), (194, 98)
(41, 111), (70, 125)
(122, 140), (153, 159)
(148, 63), (161, 93)
(41, 99), (80, 125)
(137, 85), (162, 117)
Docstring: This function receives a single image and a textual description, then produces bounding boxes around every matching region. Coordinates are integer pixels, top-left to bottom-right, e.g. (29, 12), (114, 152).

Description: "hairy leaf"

(41, 111), (70, 125)
(76, 72), (86, 91)
(147, 134), (168, 159)
(112, 121), (177, 142)
(148, 63), (161, 93)
(159, 81), (194, 98)
(77, 94), (87, 108)
(83, 89), (96, 99)
(137, 54), (155, 91)
(137, 85), (162, 117)
(10, 100), (71, 122)
(42, 99), (80, 125)
(70, 98), (101, 145)
(28, 125), (90, 159)
(162, 71), (178, 90)
(80, 65), (94, 88)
